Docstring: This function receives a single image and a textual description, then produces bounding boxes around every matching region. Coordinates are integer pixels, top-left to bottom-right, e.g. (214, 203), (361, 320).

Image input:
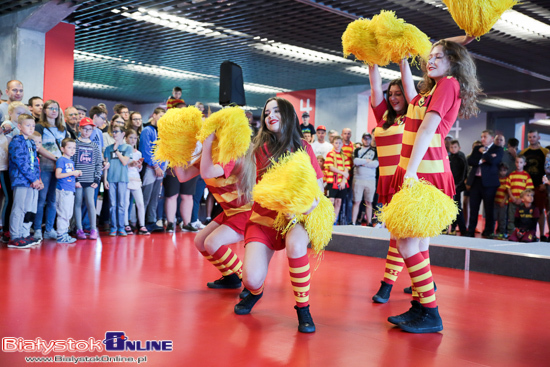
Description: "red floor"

(1, 231), (549, 366)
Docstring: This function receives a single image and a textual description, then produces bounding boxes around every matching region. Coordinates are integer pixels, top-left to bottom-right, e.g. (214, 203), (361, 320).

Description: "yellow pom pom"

(342, 18), (390, 66)
(442, 0), (519, 37)
(254, 150), (334, 255)
(153, 107), (203, 168)
(378, 178), (458, 239)
(197, 107), (251, 164)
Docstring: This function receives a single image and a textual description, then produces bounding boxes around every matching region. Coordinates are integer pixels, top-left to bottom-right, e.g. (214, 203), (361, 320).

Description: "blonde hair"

(419, 40), (482, 119)
(520, 189), (535, 198)
(231, 146), (256, 206)
(8, 101), (27, 115)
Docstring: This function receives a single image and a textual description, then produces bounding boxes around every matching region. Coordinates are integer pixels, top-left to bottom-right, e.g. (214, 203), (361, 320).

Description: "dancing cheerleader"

(234, 97), (323, 333)
(388, 39), (480, 333)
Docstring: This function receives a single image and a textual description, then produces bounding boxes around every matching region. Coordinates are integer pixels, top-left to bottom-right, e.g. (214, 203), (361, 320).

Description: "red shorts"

(245, 222), (286, 251)
(213, 210), (251, 235)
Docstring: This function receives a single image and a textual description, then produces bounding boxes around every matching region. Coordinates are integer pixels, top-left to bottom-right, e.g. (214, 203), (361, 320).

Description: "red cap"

(316, 125), (326, 131)
(79, 117), (94, 127)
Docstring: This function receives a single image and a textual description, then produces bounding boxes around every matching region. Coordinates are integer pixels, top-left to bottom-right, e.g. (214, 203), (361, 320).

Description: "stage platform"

(328, 226), (550, 282)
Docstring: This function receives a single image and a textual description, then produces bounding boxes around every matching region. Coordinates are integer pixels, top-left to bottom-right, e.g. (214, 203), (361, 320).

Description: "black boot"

(404, 281), (437, 294)
(234, 292), (263, 315)
(295, 305), (316, 333)
(372, 280), (393, 303)
(399, 305), (443, 333)
(239, 287), (251, 299)
(207, 273), (242, 289)
(387, 300), (423, 325)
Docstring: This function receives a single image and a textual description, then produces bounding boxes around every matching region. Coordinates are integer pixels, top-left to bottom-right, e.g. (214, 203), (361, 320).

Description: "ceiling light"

(252, 42), (347, 64)
(494, 10), (550, 40)
(244, 82), (291, 94)
(531, 119), (550, 126)
(479, 98), (542, 109)
(74, 81), (117, 90)
(345, 66), (423, 81)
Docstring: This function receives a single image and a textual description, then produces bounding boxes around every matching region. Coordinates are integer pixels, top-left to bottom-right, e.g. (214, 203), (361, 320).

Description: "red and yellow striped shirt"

(393, 76), (460, 197)
(342, 142), (354, 168)
(495, 176), (508, 205)
(506, 170), (534, 202)
(203, 160), (252, 216)
(373, 100), (405, 204)
(325, 149), (351, 189)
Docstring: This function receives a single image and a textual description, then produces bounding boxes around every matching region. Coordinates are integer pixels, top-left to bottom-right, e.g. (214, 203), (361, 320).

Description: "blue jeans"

(191, 176), (206, 223)
(109, 182), (128, 232)
(35, 170), (57, 232)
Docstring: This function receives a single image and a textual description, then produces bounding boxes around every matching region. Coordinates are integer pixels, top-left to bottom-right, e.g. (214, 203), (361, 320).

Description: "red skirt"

(390, 166), (455, 198)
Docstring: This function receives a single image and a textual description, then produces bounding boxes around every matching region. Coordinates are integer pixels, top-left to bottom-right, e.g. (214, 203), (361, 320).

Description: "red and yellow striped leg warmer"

(288, 255), (311, 308)
(404, 252), (437, 308)
(200, 251), (228, 275)
(202, 245), (243, 279)
(383, 238), (404, 285)
(250, 284), (264, 296)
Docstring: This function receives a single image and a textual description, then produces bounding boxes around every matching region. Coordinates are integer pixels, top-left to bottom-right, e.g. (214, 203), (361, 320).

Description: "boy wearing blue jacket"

(8, 114), (41, 248)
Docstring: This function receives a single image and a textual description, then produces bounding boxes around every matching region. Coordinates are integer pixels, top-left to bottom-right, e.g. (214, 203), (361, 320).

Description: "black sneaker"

(25, 236), (42, 247)
(388, 300), (424, 325)
(207, 273), (242, 289)
(404, 282), (437, 294)
(399, 305), (443, 333)
(234, 292), (263, 315)
(7, 237), (34, 249)
(239, 287), (251, 299)
(181, 223), (198, 232)
(166, 222), (175, 233)
(146, 223), (164, 233)
(372, 280), (393, 304)
(295, 305), (316, 333)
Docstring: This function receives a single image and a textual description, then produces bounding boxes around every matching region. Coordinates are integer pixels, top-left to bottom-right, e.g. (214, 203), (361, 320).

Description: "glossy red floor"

(1, 231), (549, 366)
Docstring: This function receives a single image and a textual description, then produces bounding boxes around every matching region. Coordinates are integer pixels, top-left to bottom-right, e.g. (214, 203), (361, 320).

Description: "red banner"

(277, 89), (316, 126)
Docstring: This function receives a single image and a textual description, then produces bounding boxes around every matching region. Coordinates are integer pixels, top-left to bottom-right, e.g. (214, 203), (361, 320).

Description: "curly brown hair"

(419, 40), (482, 119)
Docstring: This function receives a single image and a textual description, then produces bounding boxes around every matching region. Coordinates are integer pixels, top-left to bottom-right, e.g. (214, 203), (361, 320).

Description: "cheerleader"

(388, 40), (480, 333)
(234, 97), (323, 333)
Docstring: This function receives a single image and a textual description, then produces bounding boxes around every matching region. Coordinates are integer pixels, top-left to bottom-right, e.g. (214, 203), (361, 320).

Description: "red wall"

(277, 89), (316, 126)
(43, 22), (75, 111)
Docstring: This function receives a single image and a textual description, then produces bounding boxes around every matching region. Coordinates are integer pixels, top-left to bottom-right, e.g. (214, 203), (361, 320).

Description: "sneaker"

(7, 238), (34, 249)
(138, 227), (150, 235)
(156, 219), (164, 228)
(89, 229), (99, 240)
(207, 274), (242, 289)
(191, 220), (205, 230)
(44, 230), (58, 240)
(76, 229), (87, 240)
(166, 222), (175, 233)
(25, 236), (42, 247)
(372, 280), (393, 304)
(181, 223), (198, 232)
(295, 305), (316, 333)
(1, 231), (10, 243)
(109, 230), (117, 237)
(146, 223), (164, 233)
(399, 305), (443, 333)
(204, 217), (212, 225)
(34, 229), (42, 240)
(57, 234), (77, 244)
(117, 230), (127, 237)
(239, 287), (251, 299)
(234, 292), (263, 315)
(388, 300), (424, 325)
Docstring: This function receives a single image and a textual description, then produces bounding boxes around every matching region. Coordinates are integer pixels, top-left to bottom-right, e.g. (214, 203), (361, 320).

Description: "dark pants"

(451, 190), (467, 233)
(468, 177), (498, 236)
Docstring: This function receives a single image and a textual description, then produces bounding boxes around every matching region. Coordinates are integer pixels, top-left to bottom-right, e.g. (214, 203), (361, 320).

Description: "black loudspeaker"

(219, 61), (246, 106)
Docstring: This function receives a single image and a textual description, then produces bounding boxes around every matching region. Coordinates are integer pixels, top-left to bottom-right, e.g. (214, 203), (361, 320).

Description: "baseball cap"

(316, 125), (326, 131)
(302, 112), (310, 118)
(362, 133), (372, 139)
(79, 117), (94, 127)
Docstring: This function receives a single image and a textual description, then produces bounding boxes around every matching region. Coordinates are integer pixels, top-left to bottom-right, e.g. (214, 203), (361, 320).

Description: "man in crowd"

(28, 97), (43, 122)
(64, 106), (80, 139)
(75, 105), (87, 122)
(311, 125), (333, 159)
(300, 112), (315, 137)
(0, 80), (24, 122)
(520, 130), (549, 240)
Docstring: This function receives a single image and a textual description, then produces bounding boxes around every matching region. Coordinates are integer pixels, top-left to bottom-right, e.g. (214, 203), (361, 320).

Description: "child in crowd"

(104, 127), (132, 236)
(124, 129), (149, 235)
(7, 114), (41, 248)
(72, 117), (103, 240)
(303, 131), (312, 144)
(55, 138), (81, 243)
(325, 135), (351, 223)
(506, 155), (534, 235)
(508, 189), (539, 242)
(494, 163), (509, 239)
(316, 155), (326, 189)
(0, 116), (12, 243)
(166, 87), (184, 109)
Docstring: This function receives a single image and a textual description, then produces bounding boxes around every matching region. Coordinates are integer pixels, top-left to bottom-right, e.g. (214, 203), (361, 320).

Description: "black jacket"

(467, 144), (504, 188)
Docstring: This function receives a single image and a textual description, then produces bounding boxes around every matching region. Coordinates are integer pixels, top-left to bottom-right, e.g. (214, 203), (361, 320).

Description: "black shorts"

(328, 186), (349, 199)
(164, 173), (198, 197)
